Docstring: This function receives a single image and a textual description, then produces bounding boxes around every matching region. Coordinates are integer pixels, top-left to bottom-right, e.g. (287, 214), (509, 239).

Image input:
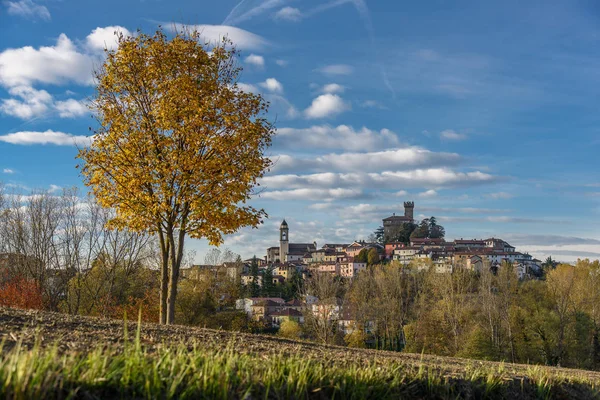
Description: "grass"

(1, 310), (600, 399)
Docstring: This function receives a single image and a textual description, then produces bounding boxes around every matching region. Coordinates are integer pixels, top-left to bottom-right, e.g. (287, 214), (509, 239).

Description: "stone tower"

(404, 201), (414, 220)
(279, 219), (289, 263)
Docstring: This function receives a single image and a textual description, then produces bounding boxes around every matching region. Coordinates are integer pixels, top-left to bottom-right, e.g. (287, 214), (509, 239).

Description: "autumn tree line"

(0, 186), (256, 331)
(300, 259), (600, 371)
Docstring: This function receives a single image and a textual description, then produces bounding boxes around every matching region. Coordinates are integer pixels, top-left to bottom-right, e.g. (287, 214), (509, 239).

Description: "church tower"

(279, 219), (289, 263)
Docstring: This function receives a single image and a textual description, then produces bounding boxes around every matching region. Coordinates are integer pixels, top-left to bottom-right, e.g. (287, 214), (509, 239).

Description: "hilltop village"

(215, 202), (545, 329)
(256, 201), (542, 279)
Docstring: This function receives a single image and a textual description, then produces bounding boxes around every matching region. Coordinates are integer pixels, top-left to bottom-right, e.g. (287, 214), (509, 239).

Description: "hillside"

(1, 307), (600, 399)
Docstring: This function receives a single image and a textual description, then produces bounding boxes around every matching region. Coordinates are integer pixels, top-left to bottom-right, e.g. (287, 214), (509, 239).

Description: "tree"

(546, 264), (578, 366)
(282, 268), (303, 300)
(248, 257), (261, 297)
(390, 222), (416, 244)
(373, 226), (385, 245)
(356, 248), (369, 263)
(345, 325), (368, 348)
(367, 248), (379, 266)
(278, 319), (302, 339)
(0, 275), (44, 310)
(429, 223), (445, 239)
(262, 267), (276, 297)
(408, 217), (445, 239)
(78, 28), (274, 324)
(410, 219), (430, 239)
(543, 256), (557, 273)
(303, 273), (345, 344)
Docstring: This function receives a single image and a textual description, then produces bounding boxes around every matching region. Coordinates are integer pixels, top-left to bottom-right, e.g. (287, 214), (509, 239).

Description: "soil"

(2, 306), (600, 385)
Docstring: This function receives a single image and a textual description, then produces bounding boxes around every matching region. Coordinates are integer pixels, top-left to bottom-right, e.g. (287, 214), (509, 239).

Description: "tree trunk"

(166, 227), (186, 324)
(158, 229), (169, 325)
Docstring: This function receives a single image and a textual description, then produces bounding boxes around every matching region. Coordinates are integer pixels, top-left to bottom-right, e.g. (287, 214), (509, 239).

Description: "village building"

(266, 220), (317, 263)
(382, 201), (415, 242)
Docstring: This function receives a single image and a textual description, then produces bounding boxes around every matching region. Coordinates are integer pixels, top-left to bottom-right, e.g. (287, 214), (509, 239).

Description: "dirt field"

(1, 306), (600, 386)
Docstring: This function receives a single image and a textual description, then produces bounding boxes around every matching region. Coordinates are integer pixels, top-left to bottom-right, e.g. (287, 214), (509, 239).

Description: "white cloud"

(260, 188), (365, 201)
(321, 83), (345, 94)
(48, 184), (62, 193)
(486, 191), (514, 199)
(259, 78), (283, 94)
(168, 24), (268, 50)
(395, 190), (408, 197)
(237, 83), (259, 93)
(3, 168), (15, 174)
(261, 168), (500, 190)
(0, 85), (88, 120)
(0, 86), (52, 119)
(263, 93), (298, 118)
(274, 7), (302, 21)
(0, 34), (94, 88)
(308, 203), (336, 210)
(316, 64), (353, 76)
(361, 100), (386, 109)
(419, 206), (510, 214)
(244, 53), (265, 67)
(85, 26), (133, 53)
(272, 148), (461, 173)
(5, 0), (50, 21)
(275, 59), (288, 67)
(304, 94), (350, 119)
(0, 130), (92, 146)
(503, 234), (600, 247)
(438, 215), (568, 225)
(55, 99), (88, 118)
(440, 129), (467, 141)
(418, 189), (438, 198)
(275, 125), (401, 151)
(224, 0), (287, 25)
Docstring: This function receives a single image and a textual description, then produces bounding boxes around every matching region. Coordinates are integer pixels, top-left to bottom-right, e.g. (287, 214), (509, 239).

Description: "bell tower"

(279, 219), (289, 263)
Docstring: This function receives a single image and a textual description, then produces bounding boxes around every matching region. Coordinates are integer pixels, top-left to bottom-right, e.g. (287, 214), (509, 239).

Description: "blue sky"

(1, 0), (600, 262)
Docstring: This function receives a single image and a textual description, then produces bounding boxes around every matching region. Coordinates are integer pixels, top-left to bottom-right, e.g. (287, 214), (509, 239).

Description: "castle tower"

(404, 201), (414, 220)
(279, 219), (289, 263)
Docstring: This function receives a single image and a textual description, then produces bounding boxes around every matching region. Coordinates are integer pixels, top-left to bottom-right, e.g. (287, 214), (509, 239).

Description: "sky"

(1, 0), (600, 263)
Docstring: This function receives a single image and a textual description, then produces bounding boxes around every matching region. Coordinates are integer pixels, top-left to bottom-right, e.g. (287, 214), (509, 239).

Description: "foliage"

(373, 226), (385, 245)
(410, 217), (445, 239)
(247, 257), (261, 297)
(278, 319), (302, 339)
(345, 326), (368, 348)
(61, 257), (158, 318)
(111, 289), (160, 323)
(355, 248), (369, 263)
(367, 248), (380, 265)
(389, 222), (417, 244)
(0, 275), (43, 310)
(281, 268), (303, 301)
(262, 267), (276, 297)
(78, 28), (274, 324)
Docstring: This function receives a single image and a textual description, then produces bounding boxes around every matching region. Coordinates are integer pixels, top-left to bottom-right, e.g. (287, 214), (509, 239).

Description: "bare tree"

(302, 272), (345, 344)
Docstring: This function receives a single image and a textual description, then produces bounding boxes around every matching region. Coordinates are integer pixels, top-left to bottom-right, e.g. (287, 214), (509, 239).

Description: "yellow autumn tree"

(78, 28), (274, 324)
